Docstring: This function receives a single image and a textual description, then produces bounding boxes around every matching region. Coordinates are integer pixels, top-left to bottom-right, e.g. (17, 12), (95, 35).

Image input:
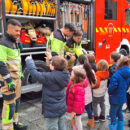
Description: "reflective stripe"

(126, 28), (129, 33)
(114, 28), (118, 32)
(96, 28), (99, 33)
(122, 28), (126, 33)
(3, 74), (11, 80)
(104, 27), (107, 32)
(2, 105), (13, 124)
(7, 60), (20, 64)
(2, 123), (13, 130)
(99, 27), (104, 33)
(118, 28), (121, 32)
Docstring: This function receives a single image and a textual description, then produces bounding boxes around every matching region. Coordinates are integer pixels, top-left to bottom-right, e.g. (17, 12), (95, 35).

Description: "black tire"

(22, 60), (50, 85)
(119, 48), (128, 56)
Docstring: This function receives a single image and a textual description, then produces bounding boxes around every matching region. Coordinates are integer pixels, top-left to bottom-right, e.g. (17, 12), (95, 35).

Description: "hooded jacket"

(26, 59), (70, 118)
(93, 71), (109, 97)
(66, 79), (88, 114)
(108, 66), (130, 104)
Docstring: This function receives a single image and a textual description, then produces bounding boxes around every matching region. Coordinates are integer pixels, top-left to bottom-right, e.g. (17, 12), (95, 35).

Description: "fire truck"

(0, 0), (130, 96)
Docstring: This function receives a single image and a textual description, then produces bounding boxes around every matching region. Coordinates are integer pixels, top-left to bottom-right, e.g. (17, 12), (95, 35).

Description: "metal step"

(0, 83), (42, 98)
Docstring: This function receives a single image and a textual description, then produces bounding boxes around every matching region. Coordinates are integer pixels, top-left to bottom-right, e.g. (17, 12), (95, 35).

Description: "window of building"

(125, 9), (130, 26)
(105, 0), (117, 20)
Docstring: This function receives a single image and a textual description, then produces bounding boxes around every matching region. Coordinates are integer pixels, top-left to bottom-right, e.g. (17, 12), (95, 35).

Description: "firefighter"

(0, 19), (27, 130)
(64, 29), (84, 72)
(47, 23), (76, 56)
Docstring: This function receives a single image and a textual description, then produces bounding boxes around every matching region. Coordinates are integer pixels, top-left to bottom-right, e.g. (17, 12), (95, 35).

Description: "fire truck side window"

(125, 9), (130, 26)
(105, 0), (117, 20)
(127, 0), (130, 3)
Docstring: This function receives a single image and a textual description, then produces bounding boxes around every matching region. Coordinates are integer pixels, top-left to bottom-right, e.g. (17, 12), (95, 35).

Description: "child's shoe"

(117, 120), (124, 130)
(94, 116), (99, 123)
(88, 118), (95, 128)
(109, 124), (117, 130)
(99, 115), (105, 122)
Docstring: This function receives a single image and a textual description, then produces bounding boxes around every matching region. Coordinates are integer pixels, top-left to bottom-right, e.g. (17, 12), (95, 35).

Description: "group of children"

(25, 51), (130, 130)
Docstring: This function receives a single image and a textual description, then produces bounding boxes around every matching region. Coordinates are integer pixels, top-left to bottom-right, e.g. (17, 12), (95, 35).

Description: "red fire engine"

(0, 0), (130, 95)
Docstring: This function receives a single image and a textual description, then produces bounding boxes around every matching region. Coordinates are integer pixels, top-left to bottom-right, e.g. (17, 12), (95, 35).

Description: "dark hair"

(116, 56), (129, 69)
(83, 62), (96, 85)
(7, 19), (22, 27)
(110, 51), (121, 62)
(78, 55), (88, 64)
(78, 55), (96, 84)
(64, 23), (76, 32)
(73, 29), (83, 36)
(87, 54), (95, 63)
(52, 56), (67, 71)
(96, 60), (109, 71)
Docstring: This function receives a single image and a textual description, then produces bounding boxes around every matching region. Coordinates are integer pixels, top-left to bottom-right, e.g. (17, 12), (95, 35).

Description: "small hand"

(70, 112), (76, 119)
(25, 55), (32, 61)
(45, 51), (52, 61)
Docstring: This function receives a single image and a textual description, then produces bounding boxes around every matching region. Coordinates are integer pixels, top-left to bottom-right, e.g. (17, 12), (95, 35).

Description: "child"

(127, 56), (130, 127)
(108, 51), (121, 86)
(66, 65), (88, 130)
(108, 56), (130, 130)
(25, 55), (70, 130)
(92, 60), (109, 122)
(87, 53), (97, 72)
(107, 52), (121, 119)
(78, 55), (96, 128)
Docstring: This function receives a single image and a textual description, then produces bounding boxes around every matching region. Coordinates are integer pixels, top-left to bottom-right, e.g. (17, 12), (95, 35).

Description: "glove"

(8, 81), (15, 92)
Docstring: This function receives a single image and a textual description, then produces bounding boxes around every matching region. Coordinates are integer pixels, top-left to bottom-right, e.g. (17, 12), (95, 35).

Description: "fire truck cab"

(95, 0), (130, 62)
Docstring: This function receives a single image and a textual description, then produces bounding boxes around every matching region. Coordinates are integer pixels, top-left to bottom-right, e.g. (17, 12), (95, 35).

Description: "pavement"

(0, 92), (130, 130)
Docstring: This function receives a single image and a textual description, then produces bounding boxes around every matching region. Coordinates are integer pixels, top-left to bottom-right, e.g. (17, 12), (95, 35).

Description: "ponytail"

(83, 62), (96, 85)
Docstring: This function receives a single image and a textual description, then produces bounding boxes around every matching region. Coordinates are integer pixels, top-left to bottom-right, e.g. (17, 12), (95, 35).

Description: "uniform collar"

(5, 33), (16, 43)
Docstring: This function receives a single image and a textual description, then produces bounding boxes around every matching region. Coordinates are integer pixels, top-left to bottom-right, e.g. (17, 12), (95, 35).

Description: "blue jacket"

(26, 59), (70, 118)
(108, 66), (130, 104)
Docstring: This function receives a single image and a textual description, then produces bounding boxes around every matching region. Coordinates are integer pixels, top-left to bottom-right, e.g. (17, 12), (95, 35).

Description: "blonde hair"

(96, 60), (109, 71)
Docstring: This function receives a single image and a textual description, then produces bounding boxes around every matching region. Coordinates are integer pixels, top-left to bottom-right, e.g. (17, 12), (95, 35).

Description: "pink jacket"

(66, 79), (88, 114)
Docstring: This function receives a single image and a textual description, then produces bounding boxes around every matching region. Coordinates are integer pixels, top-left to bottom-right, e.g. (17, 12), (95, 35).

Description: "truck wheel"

(119, 49), (128, 56)
(22, 60), (49, 85)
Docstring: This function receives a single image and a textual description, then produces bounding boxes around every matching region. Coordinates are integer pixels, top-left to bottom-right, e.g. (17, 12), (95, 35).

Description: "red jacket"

(66, 79), (88, 114)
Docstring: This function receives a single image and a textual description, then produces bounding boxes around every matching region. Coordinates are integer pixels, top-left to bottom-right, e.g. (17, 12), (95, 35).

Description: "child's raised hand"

(45, 51), (52, 61)
(25, 55), (32, 61)
(70, 112), (76, 119)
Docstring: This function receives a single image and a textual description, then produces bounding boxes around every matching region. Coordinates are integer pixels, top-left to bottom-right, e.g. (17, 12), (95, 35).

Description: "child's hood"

(52, 70), (70, 89)
(93, 71), (109, 89)
(96, 71), (109, 80)
(118, 66), (130, 79)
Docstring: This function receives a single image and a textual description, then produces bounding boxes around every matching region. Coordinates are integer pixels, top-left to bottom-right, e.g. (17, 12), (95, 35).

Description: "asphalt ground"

(0, 91), (130, 130)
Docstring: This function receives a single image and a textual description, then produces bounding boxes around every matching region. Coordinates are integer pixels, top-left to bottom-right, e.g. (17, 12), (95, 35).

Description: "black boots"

(14, 122), (28, 130)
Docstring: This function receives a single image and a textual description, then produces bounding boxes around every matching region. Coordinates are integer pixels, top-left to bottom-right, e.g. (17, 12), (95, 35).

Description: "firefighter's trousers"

(1, 78), (21, 130)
